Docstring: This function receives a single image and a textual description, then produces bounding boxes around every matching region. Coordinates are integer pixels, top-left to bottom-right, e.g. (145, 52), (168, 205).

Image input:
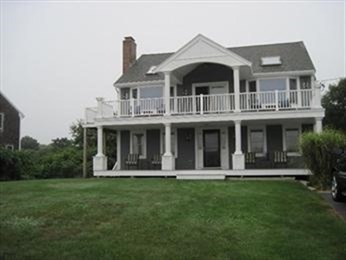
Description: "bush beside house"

(300, 129), (346, 189)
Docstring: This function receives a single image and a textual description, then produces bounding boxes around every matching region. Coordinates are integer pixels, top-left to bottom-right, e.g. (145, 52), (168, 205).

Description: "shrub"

(300, 129), (346, 189)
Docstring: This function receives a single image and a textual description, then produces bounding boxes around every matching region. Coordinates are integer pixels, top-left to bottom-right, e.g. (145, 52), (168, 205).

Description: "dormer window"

(261, 56), (281, 66)
(146, 66), (157, 75)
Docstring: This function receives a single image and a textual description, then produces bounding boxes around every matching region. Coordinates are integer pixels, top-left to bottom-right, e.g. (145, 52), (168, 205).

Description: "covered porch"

(91, 116), (322, 176)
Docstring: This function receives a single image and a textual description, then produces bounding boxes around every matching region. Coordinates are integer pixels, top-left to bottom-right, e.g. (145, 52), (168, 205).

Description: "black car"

(331, 153), (346, 202)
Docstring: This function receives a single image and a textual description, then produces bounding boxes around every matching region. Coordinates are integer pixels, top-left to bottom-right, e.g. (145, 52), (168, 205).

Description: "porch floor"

(94, 169), (310, 180)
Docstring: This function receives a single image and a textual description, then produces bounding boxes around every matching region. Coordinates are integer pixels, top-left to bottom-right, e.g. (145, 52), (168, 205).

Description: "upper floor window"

(300, 76), (311, 89)
(0, 113), (4, 132)
(259, 78), (286, 92)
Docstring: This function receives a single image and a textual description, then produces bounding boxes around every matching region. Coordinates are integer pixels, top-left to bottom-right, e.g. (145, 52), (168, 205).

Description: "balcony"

(85, 89), (318, 123)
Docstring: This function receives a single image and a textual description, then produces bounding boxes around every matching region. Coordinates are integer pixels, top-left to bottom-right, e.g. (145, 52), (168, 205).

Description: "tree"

(322, 78), (346, 131)
(21, 136), (40, 150)
(51, 137), (72, 149)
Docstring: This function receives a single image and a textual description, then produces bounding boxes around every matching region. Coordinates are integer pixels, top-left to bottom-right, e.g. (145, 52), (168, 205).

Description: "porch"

(91, 118), (322, 176)
(85, 88), (318, 123)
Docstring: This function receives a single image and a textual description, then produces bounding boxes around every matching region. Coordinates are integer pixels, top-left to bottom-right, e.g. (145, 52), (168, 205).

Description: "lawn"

(0, 179), (345, 259)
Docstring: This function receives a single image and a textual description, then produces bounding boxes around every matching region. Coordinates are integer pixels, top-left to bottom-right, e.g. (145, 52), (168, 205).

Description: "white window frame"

(282, 125), (302, 156)
(130, 85), (164, 100)
(0, 113), (4, 132)
(130, 130), (147, 159)
(5, 144), (14, 151)
(248, 126), (267, 157)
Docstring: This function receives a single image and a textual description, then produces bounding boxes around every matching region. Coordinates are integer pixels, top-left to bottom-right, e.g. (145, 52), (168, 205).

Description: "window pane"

(140, 86), (163, 99)
(250, 130), (264, 153)
(132, 88), (138, 99)
(300, 76), (311, 89)
(259, 78), (286, 92)
(249, 81), (256, 92)
(285, 129), (299, 152)
(289, 79), (297, 90)
(133, 133), (144, 156)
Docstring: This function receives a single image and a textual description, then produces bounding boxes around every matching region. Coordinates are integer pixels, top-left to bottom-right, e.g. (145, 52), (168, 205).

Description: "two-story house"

(84, 34), (324, 179)
(0, 91), (24, 150)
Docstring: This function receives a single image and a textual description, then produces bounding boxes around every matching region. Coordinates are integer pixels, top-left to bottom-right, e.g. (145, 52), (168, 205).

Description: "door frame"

(202, 129), (221, 168)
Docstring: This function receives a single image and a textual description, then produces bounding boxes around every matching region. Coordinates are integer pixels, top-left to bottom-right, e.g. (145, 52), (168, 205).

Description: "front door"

(203, 130), (221, 167)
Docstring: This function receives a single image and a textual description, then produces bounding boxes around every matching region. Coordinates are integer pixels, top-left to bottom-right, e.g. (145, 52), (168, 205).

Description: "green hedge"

(300, 129), (346, 189)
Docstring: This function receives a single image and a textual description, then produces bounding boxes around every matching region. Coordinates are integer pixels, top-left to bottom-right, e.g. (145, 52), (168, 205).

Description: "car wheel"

(331, 175), (343, 202)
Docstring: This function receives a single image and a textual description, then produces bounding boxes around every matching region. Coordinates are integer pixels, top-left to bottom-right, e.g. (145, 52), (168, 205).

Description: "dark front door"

(176, 128), (195, 169)
(203, 130), (220, 167)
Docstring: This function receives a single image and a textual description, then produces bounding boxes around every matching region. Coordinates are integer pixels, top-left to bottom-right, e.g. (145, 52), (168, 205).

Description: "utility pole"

(83, 127), (87, 178)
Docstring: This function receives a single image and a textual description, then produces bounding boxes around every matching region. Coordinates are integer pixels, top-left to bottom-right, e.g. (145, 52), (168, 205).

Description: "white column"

(97, 126), (104, 156)
(313, 77), (322, 108)
(164, 72), (171, 115)
(314, 117), (323, 133)
(162, 123), (175, 170)
(116, 130), (121, 170)
(93, 125), (107, 172)
(96, 97), (104, 118)
(233, 66), (240, 112)
(232, 120), (245, 170)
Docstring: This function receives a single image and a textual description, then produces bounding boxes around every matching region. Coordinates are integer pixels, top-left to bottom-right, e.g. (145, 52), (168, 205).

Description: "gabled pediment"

(155, 34), (251, 72)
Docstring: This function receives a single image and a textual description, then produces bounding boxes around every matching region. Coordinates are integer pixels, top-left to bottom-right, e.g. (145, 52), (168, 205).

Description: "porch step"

(176, 171), (225, 180)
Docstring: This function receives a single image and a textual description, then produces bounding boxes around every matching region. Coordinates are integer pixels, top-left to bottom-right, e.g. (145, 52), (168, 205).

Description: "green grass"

(0, 179), (345, 259)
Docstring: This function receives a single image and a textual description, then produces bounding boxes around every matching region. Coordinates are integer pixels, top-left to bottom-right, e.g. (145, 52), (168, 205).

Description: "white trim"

(247, 126), (267, 157)
(0, 112), (4, 132)
(155, 34), (251, 73)
(114, 80), (164, 88)
(130, 130), (147, 159)
(253, 70), (315, 77)
(88, 108), (325, 127)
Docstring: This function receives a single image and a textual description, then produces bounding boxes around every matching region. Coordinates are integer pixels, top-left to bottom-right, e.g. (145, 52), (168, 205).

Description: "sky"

(0, 0), (345, 144)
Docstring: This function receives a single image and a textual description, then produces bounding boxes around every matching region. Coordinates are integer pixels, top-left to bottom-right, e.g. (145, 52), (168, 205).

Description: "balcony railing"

(85, 89), (316, 123)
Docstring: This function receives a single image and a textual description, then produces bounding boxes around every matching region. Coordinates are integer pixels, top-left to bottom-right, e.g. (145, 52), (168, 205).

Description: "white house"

(83, 34), (324, 179)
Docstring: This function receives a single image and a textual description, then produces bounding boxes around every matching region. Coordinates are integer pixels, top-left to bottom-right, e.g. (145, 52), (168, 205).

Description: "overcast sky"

(1, 0), (345, 144)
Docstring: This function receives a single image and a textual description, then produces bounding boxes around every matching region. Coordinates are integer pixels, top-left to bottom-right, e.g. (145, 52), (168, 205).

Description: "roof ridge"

(228, 41), (303, 49)
(139, 41), (304, 57)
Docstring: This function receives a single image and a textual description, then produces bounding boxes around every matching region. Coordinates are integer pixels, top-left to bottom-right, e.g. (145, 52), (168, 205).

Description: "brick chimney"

(123, 36), (136, 73)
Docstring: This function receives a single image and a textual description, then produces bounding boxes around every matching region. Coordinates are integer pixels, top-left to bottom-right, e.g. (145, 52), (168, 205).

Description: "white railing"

(170, 93), (235, 114)
(85, 107), (98, 123)
(240, 89), (313, 111)
(85, 89), (315, 122)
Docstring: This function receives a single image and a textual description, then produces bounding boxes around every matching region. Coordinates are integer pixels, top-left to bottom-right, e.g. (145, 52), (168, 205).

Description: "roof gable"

(155, 34), (251, 72)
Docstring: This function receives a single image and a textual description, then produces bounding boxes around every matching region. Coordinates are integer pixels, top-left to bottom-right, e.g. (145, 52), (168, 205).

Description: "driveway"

(319, 191), (346, 218)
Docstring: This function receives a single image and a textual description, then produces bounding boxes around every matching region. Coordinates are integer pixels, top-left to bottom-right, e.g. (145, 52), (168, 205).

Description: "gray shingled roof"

(114, 41), (315, 84)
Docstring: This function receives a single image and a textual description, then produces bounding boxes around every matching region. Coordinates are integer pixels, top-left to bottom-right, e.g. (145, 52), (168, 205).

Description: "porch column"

(162, 123), (175, 170)
(96, 97), (104, 118)
(232, 120), (245, 169)
(233, 66), (240, 112)
(314, 117), (323, 133)
(93, 125), (107, 171)
(116, 130), (121, 170)
(313, 77), (322, 108)
(164, 71), (171, 115)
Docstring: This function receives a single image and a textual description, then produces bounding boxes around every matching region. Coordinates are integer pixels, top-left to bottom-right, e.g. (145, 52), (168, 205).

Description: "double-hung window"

(250, 129), (265, 155)
(285, 128), (300, 153)
(132, 131), (146, 158)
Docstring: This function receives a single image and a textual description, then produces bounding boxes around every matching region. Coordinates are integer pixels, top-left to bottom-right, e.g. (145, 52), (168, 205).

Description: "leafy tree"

(21, 136), (40, 150)
(322, 78), (346, 131)
(51, 137), (72, 149)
